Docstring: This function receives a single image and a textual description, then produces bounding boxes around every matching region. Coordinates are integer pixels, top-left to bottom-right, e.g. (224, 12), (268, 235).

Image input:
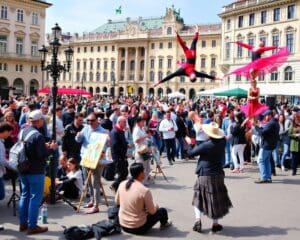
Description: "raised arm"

(232, 41), (253, 50)
(256, 46), (278, 54)
(176, 31), (188, 52)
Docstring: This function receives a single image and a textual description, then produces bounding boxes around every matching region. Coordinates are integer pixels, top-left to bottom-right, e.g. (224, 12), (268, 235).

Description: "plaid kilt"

(192, 175), (233, 219)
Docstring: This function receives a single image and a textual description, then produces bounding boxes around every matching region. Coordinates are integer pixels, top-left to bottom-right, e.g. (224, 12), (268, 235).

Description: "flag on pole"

(115, 6), (122, 15)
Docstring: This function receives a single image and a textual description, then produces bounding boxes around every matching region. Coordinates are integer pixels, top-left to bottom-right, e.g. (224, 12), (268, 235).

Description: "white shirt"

(67, 169), (83, 193)
(133, 126), (147, 149)
(159, 119), (178, 139)
(194, 123), (208, 141)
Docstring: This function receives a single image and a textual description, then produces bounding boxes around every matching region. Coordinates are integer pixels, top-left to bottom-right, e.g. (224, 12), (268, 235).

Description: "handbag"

(137, 144), (149, 154)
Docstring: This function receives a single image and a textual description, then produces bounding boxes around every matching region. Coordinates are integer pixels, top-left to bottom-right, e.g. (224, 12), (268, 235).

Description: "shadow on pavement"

(221, 225), (298, 237)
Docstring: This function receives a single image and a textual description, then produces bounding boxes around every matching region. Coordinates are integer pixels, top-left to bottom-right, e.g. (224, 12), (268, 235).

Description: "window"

(158, 59), (163, 69)
(261, 11), (267, 24)
(150, 59), (155, 69)
(90, 60), (93, 70)
(226, 19), (231, 30)
(97, 60), (100, 69)
(121, 49), (125, 57)
(0, 35), (7, 53)
(180, 76), (185, 83)
(76, 61), (80, 70)
(77, 47), (80, 53)
(97, 46), (101, 52)
(84, 47), (87, 53)
(271, 72), (278, 81)
(32, 12), (38, 25)
(83, 61), (87, 70)
(140, 60), (144, 71)
(158, 71), (163, 80)
(167, 58), (172, 68)
(90, 46), (93, 52)
(16, 64), (23, 72)
(89, 72), (93, 81)
(168, 42), (172, 49)
(200, 58), (206, 68)
(103, 72), (107, 81)
(111, 60), (115, 70)
(120, 61), (125, 71)
(259, 36), (267, 45)
(238, 16), (243, 28)
(211, 58), (216, 68)
(1, 5), (8, 19)
(112, 45), (115, 51)
(225, 42), (230, 59)
(159, 42), (163, 49)
(104, 46), (108, 52)
(151, 43), (155, 49)
(248, 38), (254, 57)
(0, 63), (7, 71)
(140, 48), (145, 56)
(76, 72), (80, 82)
(31, 41), (38, 56)
(104, 60), (108, 70)
(272, 35), (279, 53)
(82, 72), (86, 81)
(237, 43), (243, 58)
(211, 40), (216, 48)
(236, 75), (241, 81)
(17, 9), (24, 22)
(96, 72), (100, 81)
(16, 37), (24, 55)
(258, 75), (265, 81)
(287, 5), (295, 19)
(167, 27), (172, 35)
(201, 40), (206, 48)
(284, 66), (293, 81)
(286, 33), (294, 53)
(130, 60), (135, 71)
(273, 8), (280, 21)
(150, 71), (154, 82)
(249, 13), (255, 26)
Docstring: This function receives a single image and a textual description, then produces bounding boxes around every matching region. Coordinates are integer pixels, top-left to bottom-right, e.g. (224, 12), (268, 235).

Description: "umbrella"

(167, 91), (186, 99)
(214, 87), (248, 97)
(38, 87), (91, 96)
(99, 91), (109, 96)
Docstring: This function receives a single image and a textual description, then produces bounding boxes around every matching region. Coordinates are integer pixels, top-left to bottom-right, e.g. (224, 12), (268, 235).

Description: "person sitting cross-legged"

(115, 163), (172, 235)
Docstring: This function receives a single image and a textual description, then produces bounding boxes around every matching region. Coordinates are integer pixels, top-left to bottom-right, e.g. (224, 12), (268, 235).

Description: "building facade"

(219, 0), (300, 92)
(0, 0), (51, 97)
(48, 7), (222, 99)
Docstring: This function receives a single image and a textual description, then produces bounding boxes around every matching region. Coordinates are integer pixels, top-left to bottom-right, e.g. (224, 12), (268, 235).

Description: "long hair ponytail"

(125, 163), (144, 191)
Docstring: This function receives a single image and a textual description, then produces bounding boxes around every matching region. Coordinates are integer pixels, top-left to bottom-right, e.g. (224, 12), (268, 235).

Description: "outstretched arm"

(176, 30), (188, 52)
(256, 46), (277, 53)
(195, 71), (220, 80)
(153, 68), (185, 87)
(231, 41), (253, 50)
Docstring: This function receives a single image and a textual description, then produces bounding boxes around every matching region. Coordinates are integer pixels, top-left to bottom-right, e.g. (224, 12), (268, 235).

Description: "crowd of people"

(0, 92), (299, 236)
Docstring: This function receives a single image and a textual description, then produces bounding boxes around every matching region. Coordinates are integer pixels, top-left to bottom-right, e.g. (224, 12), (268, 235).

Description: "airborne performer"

(153, 30), (221, 87)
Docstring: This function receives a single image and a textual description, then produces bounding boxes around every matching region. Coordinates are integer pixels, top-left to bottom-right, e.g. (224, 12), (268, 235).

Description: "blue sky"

(46, 0), (231, 34)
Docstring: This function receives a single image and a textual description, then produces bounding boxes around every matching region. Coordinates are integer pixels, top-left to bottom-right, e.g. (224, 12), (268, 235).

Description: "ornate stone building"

(219, 0), (300, 93)
(0, 0), (51, 97)
(49, 7), (222, 99)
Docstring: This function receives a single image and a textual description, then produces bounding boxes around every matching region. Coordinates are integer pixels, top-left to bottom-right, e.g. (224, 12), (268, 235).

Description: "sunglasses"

(87, 119), (97, 123)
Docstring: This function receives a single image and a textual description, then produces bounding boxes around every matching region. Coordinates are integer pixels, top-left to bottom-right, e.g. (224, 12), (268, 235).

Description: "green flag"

(115, 6), (122, 15)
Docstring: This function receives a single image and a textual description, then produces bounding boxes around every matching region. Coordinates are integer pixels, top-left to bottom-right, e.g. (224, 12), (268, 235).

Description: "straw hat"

(202, 122), (225, 139)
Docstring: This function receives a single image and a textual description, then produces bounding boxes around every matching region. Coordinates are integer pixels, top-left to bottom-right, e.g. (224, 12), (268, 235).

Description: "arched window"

(121, 60), (125, 71)
(167, 27), (172, 35)
(150, 71), (154, 82)
(158, 71), (163, 80)
(130, 60), (135, 71)
(284, 66), (293, 81)
(140, 60), (144, 71)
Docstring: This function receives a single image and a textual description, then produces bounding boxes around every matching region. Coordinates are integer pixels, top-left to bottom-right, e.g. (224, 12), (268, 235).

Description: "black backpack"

(63, 225), (94, 240)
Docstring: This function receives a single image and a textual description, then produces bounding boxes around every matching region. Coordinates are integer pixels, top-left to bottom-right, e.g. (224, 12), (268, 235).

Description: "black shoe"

(193, 220), (202, 233)
(230, 165), (234, 170)
(254, 179), (272, 184)
(223, 164), (230, 168)
(292, 172), (296, 176)
(211, 224), (223, 233)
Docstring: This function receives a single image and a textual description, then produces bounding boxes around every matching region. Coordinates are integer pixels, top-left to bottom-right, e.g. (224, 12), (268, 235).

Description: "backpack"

(9, 129), (39, 173)
(63, 225), (94, 240)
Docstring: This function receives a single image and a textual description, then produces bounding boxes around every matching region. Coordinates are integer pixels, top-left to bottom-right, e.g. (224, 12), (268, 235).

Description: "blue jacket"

(255, 118), (280, 150)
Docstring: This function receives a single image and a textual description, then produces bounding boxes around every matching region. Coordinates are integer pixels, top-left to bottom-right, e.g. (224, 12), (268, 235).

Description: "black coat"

(110, 127), (128, 164)
(230, 122), (246, 145)
(255, 118), (280, 150)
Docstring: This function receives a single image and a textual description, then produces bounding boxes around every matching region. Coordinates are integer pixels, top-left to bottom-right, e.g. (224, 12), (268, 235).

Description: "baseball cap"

(262, 109), (273, 117)
(28, 110), (43, 121)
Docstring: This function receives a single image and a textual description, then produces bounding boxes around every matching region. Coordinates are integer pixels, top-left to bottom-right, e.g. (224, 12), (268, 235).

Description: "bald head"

(116, 116), (127, 130)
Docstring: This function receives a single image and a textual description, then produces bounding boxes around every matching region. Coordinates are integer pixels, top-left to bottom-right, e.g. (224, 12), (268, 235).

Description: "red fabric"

(226, 47), (289, 79)
(38, 87), (91, 96)
(241, 88), (268, 117)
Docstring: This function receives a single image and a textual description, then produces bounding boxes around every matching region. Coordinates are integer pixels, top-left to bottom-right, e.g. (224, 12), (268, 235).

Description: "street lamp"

(39, 23), (73, 204)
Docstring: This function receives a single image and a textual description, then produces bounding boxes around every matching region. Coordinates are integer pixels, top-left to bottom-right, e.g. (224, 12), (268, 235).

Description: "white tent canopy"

(167, 91), (186, 98)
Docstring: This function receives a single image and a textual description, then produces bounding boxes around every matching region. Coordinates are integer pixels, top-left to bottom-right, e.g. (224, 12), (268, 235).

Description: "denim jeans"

(280, 143), (290, 167)
(257, 149), (272, 180)
(19, 174), (44, 229)
(176, 137), (185, 159)
(0, 177), (5, 201)
(151, 135), (162, 151)
(224, 140), (232, 166)
(122, 208), (168, 235)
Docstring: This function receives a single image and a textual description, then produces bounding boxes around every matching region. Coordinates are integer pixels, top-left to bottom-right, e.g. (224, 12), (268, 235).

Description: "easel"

(152, 164), (168, 182)
(77, 166), (109, 213)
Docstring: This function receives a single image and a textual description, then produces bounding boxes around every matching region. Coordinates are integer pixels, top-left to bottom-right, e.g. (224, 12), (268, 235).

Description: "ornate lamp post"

(39, 23), (73, 204)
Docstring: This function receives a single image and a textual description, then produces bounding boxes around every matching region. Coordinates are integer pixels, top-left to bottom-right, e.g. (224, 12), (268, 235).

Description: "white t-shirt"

(133, 126), (147, 149)
(67, 170), (83, 193)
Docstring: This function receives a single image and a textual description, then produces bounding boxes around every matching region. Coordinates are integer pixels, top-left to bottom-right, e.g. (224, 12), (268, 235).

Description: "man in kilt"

(186, 122), (232, 233)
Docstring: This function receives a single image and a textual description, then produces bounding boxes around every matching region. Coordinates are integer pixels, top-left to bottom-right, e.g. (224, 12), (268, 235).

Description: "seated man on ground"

(115, 163), (172, 235)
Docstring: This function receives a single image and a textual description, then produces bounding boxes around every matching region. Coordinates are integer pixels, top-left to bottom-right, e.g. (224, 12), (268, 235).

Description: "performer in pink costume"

(241, 71), (268, 118)
(153, 30), (221, 87)
(226, 41), (289, 79)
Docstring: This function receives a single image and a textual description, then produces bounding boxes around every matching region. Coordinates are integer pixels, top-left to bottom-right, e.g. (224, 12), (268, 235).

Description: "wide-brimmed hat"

(202, 122), (225, 139)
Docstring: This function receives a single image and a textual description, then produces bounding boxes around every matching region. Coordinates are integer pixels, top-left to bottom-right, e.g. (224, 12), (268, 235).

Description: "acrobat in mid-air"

(153, 30), (221, 87)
